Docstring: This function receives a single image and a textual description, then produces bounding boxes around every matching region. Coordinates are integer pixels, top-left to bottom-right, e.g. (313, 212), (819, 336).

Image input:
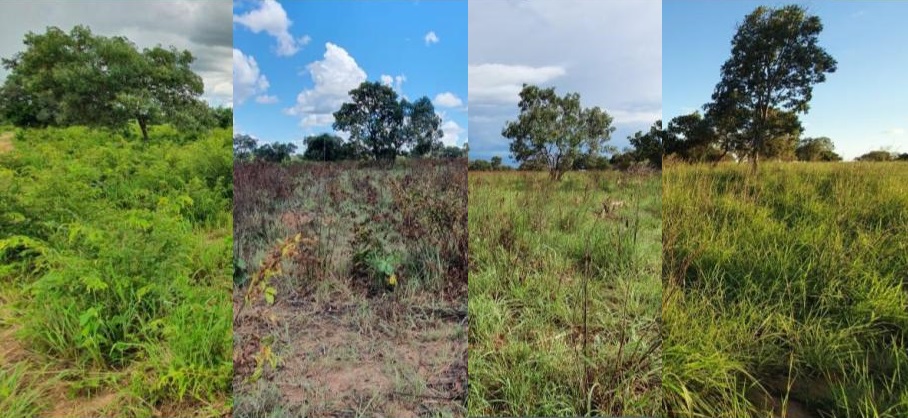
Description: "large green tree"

(503, 84), (614, 180)
(711, 5), (836, 172)
(332, 81), (442, 165)
(0, 26), (207, 142)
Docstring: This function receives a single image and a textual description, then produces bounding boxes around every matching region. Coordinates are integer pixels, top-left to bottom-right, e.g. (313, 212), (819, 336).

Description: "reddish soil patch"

(0, 132), (13, 153)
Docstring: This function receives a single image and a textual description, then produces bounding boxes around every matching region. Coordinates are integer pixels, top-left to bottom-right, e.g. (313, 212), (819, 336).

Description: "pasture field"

(0, 126), (233, 417)
(664, 162), (908, 417)
(232, 159), (468, 417)
(467, 170), (662, 417)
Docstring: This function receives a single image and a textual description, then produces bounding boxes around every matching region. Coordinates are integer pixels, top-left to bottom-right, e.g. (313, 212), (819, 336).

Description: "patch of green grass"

(664, 162), (908, 417)
(468, 170), (662, 417)
(0, 363), (48, 417)
(0, 125), (233, 416)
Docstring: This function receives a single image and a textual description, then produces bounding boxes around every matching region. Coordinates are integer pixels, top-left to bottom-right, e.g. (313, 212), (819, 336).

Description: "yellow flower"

(387, 273), (397, 287)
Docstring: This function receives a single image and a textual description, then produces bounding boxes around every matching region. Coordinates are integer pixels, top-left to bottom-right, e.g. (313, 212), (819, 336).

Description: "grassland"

(232, 159), (467, 417)
(663, 162), (908, 417)
(467, 170), (662, 417)
(0, 126), (233, 417)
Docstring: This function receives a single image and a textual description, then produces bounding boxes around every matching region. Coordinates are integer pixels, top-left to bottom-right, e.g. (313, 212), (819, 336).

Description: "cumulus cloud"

(233, 0), (306, 56)
(255, 94), (279, 104)
(233, 48), (270, 105)
(468, 63), (566, 105)
(440, 117), (465, 147)
(380, 74), (406, 94)
(285, 43), (367, 127)
(433, 92), (463, 108)
(424, 31), (439, 45)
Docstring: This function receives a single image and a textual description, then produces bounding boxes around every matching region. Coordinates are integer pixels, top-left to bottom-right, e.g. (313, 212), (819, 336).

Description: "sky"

(233, 0), (468, 150)
(0, 1), (233, 107)
(664, 0), (908, 161)
(468, 0), (662, 163)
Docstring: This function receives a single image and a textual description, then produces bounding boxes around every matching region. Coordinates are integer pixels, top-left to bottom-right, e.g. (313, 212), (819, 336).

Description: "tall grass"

(663, 162), (908, 417)
(0, 126), (233, 416)
(468, 170), (662, 417)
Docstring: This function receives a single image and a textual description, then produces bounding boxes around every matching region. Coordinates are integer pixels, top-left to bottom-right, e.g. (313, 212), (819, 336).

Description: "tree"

(711, 5), (836, 173)
(404, 97), (443, 157)
(490, 156), (503, 170)
(302, 133), (350, 161)
(0, 26), (206, 142)
(333, 81), (442, 165)
(856, 150), (894, 162)
(468, 159), (492, 171)
(439, 145), (466, 159)
(254, 142), (297, 163)
(234, 134), (258, 160)
(503, 84), (614, 180)
(628, 120), (665, 169)
(795, 136), (841, 161)
(665, 112), (717, 162)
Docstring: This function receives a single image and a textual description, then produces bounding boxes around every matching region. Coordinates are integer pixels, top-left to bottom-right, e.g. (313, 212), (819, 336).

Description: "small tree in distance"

(503, 84), (614, 181)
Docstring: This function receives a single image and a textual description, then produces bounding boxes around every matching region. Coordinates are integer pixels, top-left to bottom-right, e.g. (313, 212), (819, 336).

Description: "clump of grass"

(468, 170), (662, 417)
(663, 162), (908, 417)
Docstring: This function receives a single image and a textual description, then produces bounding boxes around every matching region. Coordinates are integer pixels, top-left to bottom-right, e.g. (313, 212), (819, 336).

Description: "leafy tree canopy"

(0, 25), (210, 141)
(332, 81), (443, 165)
(711, 5), (836, 172)
(503, 84), (614, 180)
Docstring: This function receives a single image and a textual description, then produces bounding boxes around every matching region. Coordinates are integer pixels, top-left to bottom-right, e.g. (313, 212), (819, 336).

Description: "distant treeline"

(233, 133), (466, 164)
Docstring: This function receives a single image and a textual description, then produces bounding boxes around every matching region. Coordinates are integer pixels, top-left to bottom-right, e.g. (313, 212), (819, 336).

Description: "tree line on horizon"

(233, 81), (466, 164)
(469, 5), (905, 177)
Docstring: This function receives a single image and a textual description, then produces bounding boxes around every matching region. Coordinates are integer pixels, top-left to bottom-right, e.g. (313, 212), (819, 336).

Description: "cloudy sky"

(0, 1), (233, 107)
(469, 0), (662, 163)
(665, 1), (908, 160)
(233, 0), (467, 149)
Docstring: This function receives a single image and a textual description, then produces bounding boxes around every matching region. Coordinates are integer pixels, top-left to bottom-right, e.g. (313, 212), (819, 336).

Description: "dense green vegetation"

(0, 125), (232, 417)
(468, 171), (662, 416)
(664, 162), (908, 417)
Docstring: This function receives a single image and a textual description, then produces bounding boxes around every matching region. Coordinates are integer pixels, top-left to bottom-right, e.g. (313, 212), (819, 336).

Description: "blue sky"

(468, 0), (662, 164)
(664, 1), (908, 160)
(233, 0), (467, 150)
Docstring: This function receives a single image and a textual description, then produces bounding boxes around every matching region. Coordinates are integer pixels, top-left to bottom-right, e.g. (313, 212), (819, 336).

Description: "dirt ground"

(233, 279), (467, 417)
(0, 132), (14, 153)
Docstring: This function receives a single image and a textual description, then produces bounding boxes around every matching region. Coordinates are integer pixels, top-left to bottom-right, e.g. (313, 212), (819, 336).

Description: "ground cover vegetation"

(0, 26), (233, 417)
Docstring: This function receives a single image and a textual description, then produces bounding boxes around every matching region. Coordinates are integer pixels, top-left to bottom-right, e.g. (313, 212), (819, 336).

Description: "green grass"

(468, 170), (662, 417)
(0, 125), (233, 417)
(664, 162), (908, 417)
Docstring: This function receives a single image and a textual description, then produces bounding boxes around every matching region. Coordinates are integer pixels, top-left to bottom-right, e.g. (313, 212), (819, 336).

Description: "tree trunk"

(138, 118), (149, 143)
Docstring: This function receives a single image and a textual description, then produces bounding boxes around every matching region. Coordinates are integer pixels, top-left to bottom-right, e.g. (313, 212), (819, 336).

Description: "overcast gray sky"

(468, 0), (662, 163)
(0, 1), (232, 107)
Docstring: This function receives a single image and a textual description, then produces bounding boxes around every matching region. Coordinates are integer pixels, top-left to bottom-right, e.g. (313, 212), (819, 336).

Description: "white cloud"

(440, 119), (465, 147)
(285, 43), (368, 128)
(468, 63), (566, 105)
(433, 92), (463, 108)
(883, 128), (905, 136)
(380, 74), (406, 94)
(424, 31), (439, 45)
(233, 48), (270, 105)
(233, 0), (305, 56)
(255, 94), (279, 104)
(611, 109), (663, 125)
